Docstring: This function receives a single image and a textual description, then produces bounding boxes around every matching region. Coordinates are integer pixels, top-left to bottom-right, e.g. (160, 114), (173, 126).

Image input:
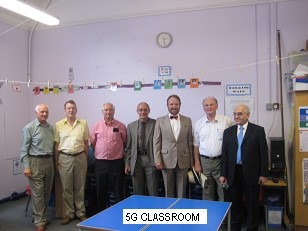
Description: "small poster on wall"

(178, 79), (186, 89)
(190, 78), (199, 88)
(164, 79), (173, 89)
(153, 80), (162, 90)
(303, 158), (308, 203)
(299, 107), (308, 130)
(43, 87), (50, 94)
(158, 66), (171, 76)
(134, 81), (142, 91)
(34, 86), (40, 95)
(53, 86), (59, 94)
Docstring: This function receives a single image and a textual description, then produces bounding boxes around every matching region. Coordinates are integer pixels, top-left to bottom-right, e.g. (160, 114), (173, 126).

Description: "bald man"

(220, 104), (269, 231)
(125, 102), (159, 196)
(21, 104), (54, 231)
(91, 103), (127, 212)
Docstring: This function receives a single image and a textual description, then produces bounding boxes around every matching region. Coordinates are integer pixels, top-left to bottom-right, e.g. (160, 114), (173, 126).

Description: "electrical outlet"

(273, 103), (279, 110)
(266, 103), (273, 111)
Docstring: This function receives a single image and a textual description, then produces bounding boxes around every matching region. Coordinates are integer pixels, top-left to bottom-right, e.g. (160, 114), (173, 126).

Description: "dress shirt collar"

(104, 119), (114, 126)
(238, 122), (248, 131)
(205, 115), (218, 123)
(34, 118), (50, 127)
(139, 118), (148, 124)
(64, 117), (79, 126)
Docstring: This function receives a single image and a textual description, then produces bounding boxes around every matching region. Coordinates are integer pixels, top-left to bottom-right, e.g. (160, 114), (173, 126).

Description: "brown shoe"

(61, 216), (72, 225)
(35, 225), (45, 231)
(79, 215), (88, 222)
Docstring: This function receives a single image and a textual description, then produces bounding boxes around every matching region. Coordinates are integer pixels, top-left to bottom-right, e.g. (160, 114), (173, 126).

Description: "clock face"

(157, 32), (172, 48)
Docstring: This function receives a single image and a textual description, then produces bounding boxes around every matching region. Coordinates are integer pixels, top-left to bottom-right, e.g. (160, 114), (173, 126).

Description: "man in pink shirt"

(91, 102), (126, 212)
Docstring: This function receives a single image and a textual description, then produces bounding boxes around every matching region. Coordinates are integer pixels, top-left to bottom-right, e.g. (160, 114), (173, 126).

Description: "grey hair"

(102, 102), (115, 111)
(35, 104), (48, 112)
(202, 96), (218, 105)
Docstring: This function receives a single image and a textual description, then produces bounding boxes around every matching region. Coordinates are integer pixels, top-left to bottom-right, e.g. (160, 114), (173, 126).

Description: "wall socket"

(273, 103), (279, 110)
(266, 103), (273, 110)
(266, 103), (280, 110)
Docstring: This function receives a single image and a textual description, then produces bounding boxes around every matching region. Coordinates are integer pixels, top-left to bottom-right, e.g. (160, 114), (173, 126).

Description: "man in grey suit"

(153, 94), (193, 198)
(125, 102), (159, 196)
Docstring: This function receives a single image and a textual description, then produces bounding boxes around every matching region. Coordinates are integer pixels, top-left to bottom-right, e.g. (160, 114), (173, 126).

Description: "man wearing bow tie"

(153, 94), (193, 198)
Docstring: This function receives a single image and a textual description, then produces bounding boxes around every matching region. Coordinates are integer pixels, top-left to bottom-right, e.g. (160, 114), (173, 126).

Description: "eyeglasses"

(138, 109), (149, 112)
(233, 112), (245, 116)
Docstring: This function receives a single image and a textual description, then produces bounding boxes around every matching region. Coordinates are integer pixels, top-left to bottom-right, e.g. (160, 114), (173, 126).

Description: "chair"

(25, 185), (31, 216)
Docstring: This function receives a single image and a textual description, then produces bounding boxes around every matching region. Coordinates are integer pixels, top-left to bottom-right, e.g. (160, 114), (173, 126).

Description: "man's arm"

(193, 146), (202, 174)
(153, 119), (162, 169)
(124, 124), (132, 174)
(187, 118), (194, 167)
(258, 126), (269, 182)
(54, 142), (59, 168)
(84, 140), (89, 158)
(20, 126), (32, 178)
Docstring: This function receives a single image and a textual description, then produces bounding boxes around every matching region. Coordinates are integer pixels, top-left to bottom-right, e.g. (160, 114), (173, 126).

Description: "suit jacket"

(220, 122), (269, 185)
(153, 114), (193, 169)
(125, 118), (156, 174)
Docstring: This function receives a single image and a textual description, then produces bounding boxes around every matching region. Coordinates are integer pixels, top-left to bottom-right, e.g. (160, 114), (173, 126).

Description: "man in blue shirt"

(21, 104), (54, 231)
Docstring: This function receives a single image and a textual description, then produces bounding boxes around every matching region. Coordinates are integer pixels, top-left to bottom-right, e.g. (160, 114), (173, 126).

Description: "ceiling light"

(0, 0), (59, 26)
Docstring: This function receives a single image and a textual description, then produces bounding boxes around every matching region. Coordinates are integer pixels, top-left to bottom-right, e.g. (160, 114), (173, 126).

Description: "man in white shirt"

(193, 97), (233, 201)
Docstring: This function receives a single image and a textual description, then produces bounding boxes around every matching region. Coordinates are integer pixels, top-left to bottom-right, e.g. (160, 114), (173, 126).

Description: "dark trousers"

(224, 165), (260, 231)
(95, 159), (124, 212)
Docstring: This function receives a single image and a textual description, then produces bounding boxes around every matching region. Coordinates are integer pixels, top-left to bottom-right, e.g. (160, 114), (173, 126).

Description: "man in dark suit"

(154, 94), (193, 198)
(220, 104), (269, 231)
(125, 102), (159, 196)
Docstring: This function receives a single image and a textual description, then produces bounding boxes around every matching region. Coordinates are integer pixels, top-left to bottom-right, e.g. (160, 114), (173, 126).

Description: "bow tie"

(170, 115), (178, 120)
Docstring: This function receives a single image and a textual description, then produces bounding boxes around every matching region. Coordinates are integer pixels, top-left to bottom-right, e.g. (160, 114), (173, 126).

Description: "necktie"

(170, 115), (178, 120)
(139, 121), (146, 150)
(237, 126), (244, 164)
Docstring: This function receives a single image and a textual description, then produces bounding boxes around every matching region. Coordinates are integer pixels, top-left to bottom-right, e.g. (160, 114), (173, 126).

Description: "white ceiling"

(0, 0), (286, 30)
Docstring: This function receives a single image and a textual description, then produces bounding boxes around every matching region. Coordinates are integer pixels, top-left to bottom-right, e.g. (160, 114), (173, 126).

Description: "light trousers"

(29, 156), (54, 227)
(58, 153), (87, 218)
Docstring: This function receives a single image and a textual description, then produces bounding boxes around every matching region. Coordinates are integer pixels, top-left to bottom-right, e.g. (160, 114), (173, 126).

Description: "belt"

(29, 155), (52, 158)
(60, 151), (84, 156)
(137, 150), (147, 155)
(201, 155), (221, 160)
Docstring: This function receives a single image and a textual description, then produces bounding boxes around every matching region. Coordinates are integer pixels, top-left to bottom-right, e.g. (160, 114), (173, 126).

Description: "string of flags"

(0, 52), (306, 95)
(31, 78), (221, 95)
(0, 65), (222, 95)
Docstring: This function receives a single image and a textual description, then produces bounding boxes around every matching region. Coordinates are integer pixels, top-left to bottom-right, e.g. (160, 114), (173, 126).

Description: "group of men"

(21, 95), (269, 231)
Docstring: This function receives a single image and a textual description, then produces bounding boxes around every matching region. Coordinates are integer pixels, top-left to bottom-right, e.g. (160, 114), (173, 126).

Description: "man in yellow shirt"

(54, 100), (89, 225)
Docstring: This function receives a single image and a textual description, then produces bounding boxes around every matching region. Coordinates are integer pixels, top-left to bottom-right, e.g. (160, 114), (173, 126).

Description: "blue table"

(77, 195), (231, 231)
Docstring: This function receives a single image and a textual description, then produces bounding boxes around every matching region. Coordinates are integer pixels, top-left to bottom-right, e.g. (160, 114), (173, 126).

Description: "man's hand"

(220, 176), (227, 185)
(259, 176), (268, 185)
(155, 162), (163, 170)
(125, 166), (131, 175)
(24, 168), (32, 178)
(194, 162), (202, 174)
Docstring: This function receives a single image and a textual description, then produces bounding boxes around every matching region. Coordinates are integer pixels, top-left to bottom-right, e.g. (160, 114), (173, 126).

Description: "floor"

(0, 196), (79, 231)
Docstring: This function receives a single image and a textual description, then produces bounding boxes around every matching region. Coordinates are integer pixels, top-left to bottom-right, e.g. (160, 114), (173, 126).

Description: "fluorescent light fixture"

(0, 0), (59, 26)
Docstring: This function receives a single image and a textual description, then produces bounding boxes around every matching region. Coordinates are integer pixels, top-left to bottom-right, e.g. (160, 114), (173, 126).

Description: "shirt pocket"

(217, 128), (224, 140)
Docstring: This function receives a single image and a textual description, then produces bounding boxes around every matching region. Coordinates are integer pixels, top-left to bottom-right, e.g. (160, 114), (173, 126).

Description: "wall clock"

(157, 32), (173, 48)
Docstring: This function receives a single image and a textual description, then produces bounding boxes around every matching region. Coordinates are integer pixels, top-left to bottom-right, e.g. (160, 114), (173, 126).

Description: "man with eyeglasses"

(54, 100), (89, 225)
(125, 102), (159, 196)
(91, 103), (126, 212)
(193, 97), (233, 201)
(220, 104), (269, 231)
